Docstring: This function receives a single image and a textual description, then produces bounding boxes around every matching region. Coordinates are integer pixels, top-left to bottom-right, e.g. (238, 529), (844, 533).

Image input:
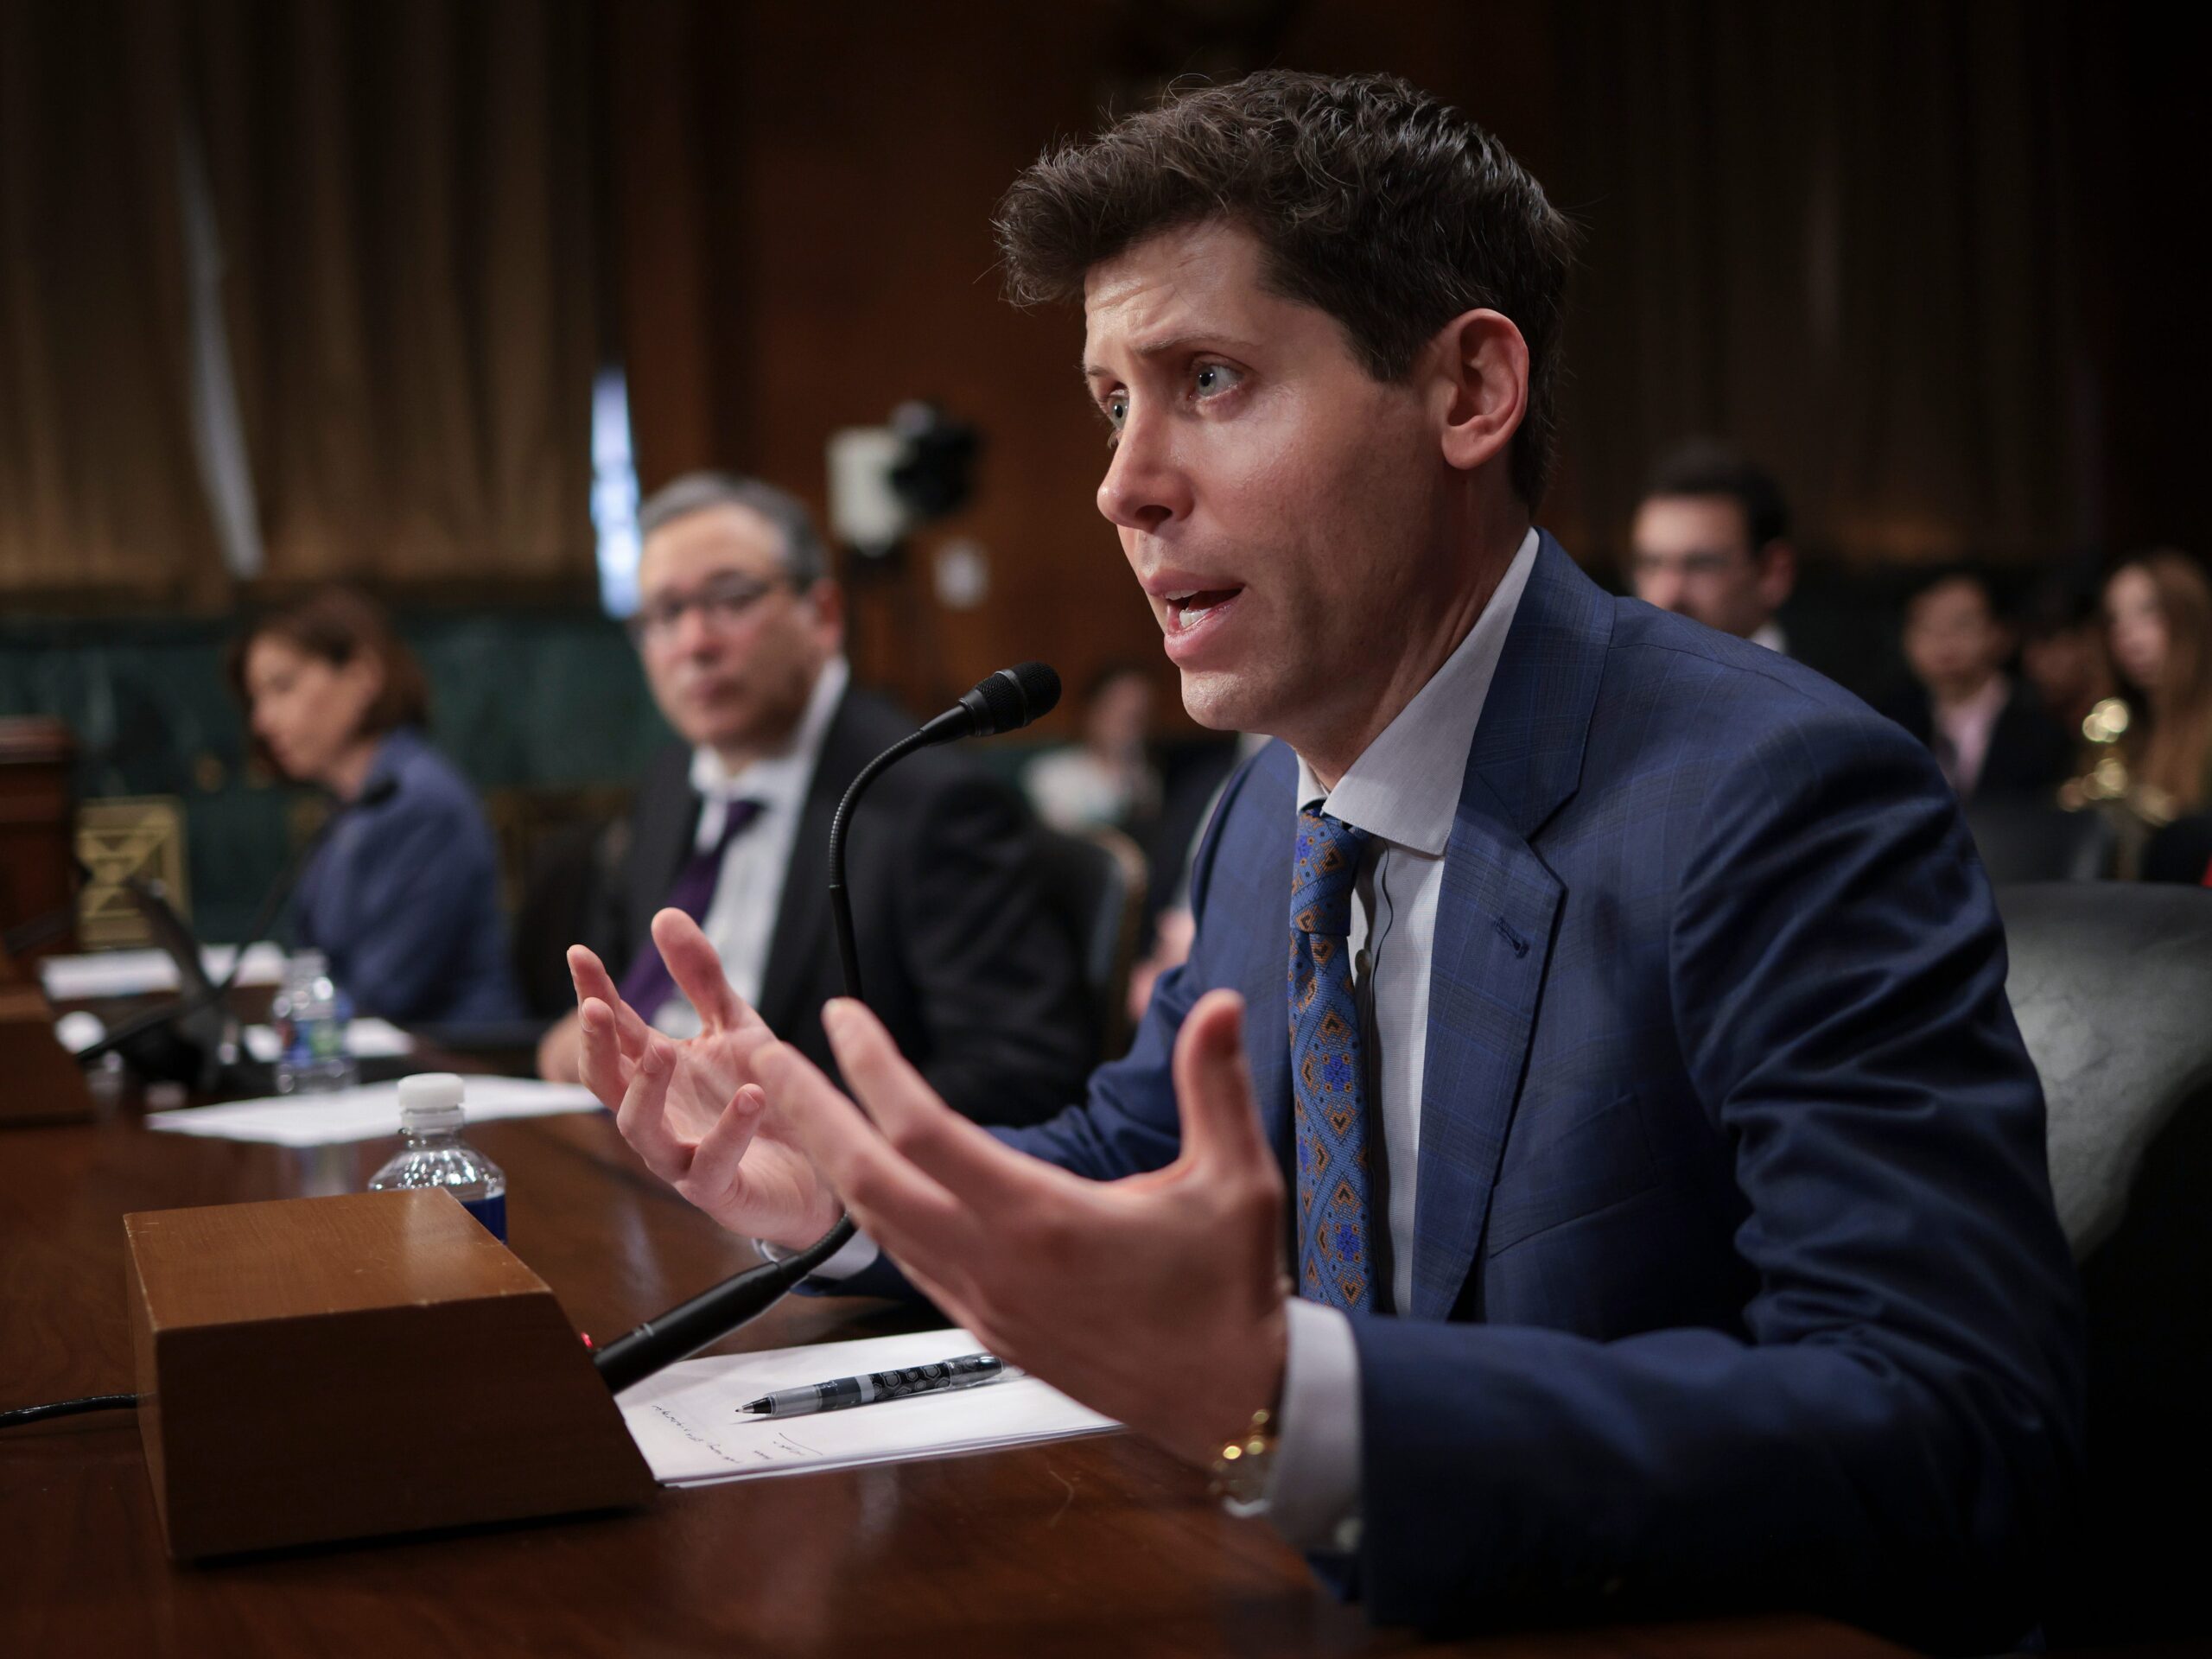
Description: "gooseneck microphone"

(593, 663), (1062, 1395)
(829, 662), (1061, 998)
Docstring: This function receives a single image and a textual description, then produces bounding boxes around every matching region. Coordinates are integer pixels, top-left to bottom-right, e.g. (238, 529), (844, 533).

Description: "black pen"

(740, 1353), (1013, 1418)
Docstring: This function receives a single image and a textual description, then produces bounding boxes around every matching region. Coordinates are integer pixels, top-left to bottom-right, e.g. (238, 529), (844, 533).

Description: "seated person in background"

(2020, 574), (2118, 753)
(568, 73), (2081, 1647)
(228, 589), (522, 1025)
(1021, 659), (1161, 836)
(537, 473), (1093, 1126)
(2105, 549), (2212, 821)
(1628, 440), (1796, 652)
(1881, 565), (2071, 802)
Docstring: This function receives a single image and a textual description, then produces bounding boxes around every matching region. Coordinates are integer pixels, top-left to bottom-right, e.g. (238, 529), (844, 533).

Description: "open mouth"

(1160, 587), (1243, 633)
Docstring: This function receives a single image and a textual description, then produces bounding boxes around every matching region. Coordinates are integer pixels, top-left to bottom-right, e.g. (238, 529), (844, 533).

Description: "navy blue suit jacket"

(853, 535), (2084, 1644)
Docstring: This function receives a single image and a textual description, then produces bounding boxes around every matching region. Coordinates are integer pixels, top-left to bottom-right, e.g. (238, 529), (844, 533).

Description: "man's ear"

(809, 578), (846, 645)
(1756, 541), (1797, 611)
(1433, 308), (1529, 475)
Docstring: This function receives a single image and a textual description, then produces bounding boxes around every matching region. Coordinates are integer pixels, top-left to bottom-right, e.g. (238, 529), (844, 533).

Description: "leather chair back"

(1999, 881), (2212, 1643)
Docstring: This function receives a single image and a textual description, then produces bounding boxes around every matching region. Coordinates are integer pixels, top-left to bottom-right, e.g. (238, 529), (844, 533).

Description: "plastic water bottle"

(368, 1073), (508, 1241)
(272, 950), (358, 1094)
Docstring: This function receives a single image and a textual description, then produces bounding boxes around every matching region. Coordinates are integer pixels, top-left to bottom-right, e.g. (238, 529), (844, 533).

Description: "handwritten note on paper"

(617, 1327), (1116, 1487)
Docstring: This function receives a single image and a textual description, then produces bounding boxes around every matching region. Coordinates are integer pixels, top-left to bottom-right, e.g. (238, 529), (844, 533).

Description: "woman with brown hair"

(2104, 550), (2212, 822)
(228, 589), (522, 1025)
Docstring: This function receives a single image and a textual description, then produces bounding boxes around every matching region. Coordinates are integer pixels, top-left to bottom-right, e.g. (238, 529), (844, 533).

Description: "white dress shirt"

(656, 656), (849, 1034)
(794, 528), (1542, 1552)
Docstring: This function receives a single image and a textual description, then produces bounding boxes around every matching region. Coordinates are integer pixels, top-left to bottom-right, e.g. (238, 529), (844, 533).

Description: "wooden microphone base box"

(124, 1188), (655, 1560)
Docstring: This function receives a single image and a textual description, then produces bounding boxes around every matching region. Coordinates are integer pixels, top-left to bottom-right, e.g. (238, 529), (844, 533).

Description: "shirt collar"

(1750, 619), (1788, 655)
(1294, 526), (1541, 855)
(1940, 670), (2012, 729)
(688, 655), (850, 849)
(359, 726), (423, 797)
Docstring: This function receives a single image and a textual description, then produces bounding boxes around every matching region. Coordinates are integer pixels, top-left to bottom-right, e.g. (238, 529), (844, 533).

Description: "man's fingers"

(820, 998), (1051, 1210)
(613, 1027), (690, 1179)
(1170, 989), (1271, 1173)
(687, 1083), (768, 1198)
(576, 998), (634, 1111)
(569, 945), (653, 1058)
(654, 909), (757, 1033)
(753, 1039), (971, 1242)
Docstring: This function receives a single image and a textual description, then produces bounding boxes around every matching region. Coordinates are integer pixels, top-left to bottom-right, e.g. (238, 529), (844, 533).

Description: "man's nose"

(1639, 569), (1687, 613)
(1096, 410), (1192, 535)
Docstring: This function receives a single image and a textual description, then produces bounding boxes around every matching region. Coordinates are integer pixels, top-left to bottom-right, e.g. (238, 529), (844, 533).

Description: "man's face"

(632, 505), (839, 759)
(1082, 221), (1449, 746)
(1904, 578), (2005, 702)
(1630, 495), (1789, 639)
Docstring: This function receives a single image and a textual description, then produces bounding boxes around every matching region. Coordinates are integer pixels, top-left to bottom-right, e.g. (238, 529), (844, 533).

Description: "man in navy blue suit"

(566, 72), (2082, 1647)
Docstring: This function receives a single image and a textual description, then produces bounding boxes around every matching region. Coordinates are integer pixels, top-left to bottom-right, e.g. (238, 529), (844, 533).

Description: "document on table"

(40, 944), (289, 1001)
(618, 1327), (1116, 1487)
(240, 1017), (415, 1062)
(146, 1077), (603, 1147)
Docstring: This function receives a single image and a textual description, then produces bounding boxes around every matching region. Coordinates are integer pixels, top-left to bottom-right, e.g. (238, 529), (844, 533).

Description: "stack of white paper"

(40, 943), (289, 1001)
(146, 1076), (603, 1147)
(619, 1327), (1116, 1486)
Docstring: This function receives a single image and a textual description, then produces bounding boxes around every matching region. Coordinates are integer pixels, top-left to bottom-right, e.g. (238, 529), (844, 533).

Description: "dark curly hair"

(995, 71), (1577, 505)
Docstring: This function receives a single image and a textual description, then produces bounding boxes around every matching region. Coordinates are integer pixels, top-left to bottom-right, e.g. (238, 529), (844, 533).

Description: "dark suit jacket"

(296, 727), (524, 1024)
(845, 535), (2084, 1646)
(1880, 677), (2074, 801)
(607, 684), (1095, 1127)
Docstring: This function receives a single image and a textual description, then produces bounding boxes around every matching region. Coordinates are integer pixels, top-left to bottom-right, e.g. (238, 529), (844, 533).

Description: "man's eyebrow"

(1080, 333), (1264, 381)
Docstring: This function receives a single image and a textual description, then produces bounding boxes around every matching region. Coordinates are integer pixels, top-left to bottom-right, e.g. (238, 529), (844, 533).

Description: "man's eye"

(1106, 392), (1128, 426)
(1193, 363), (1243, 397)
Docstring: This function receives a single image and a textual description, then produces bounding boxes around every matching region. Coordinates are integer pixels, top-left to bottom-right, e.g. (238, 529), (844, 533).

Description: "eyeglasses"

(625, 573), (791, 647)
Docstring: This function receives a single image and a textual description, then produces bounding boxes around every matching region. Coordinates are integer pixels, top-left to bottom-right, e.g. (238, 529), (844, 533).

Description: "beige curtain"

(187, 0), (598, 587)
(1555, 0), (2100, 566)
(0, 0), (226, 601)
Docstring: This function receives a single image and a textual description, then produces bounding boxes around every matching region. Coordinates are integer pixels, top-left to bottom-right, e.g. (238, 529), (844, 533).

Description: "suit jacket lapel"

(630, 754), (702, 961)
(1410, 532), (1611, 1319)
(755, 690), (854, 1037)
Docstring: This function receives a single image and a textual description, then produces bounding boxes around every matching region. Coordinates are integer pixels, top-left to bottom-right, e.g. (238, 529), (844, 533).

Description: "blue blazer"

(977, 542), (2079, 1654)
(294, 728), (524, 1026)
(857, 535), (2082, 1644)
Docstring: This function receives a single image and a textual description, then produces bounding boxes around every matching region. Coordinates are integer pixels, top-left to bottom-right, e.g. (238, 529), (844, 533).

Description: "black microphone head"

(962, 662), (1061, 736)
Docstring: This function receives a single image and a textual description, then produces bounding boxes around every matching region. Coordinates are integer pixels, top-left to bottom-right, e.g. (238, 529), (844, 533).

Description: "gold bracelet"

(1208, 1407), (1277, 1507)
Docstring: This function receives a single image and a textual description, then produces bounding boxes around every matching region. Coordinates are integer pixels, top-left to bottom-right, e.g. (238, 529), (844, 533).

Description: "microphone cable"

(0, 1394), (138, 1429)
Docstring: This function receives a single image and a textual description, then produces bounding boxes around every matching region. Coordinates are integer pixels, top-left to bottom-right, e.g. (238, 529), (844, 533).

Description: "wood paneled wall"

(601, 1), (1563, 731)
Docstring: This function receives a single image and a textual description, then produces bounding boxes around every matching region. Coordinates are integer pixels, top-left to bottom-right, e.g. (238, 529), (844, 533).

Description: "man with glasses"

(1628, 440), (1797, 653)
(537, 473), (1093, 1128)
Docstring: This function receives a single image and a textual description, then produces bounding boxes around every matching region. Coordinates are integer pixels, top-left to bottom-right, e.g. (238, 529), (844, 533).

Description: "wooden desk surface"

(0, 1103), (1909, 1658)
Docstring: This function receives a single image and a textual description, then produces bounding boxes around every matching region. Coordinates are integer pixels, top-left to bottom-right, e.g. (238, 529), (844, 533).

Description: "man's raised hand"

(569, 908), (841, 1249)
(755, 988), (1290, 1467)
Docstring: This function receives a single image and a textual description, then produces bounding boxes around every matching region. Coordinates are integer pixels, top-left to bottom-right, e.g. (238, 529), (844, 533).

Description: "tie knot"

(708, 798), (764, 856)
(1290, 810), (1369, 937)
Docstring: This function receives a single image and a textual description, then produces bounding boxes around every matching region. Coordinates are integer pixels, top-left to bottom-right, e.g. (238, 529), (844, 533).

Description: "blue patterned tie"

(1288, 809), (1375, 1313)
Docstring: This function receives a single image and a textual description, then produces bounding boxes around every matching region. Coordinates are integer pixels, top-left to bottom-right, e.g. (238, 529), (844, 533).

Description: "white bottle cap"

(397, 1071), (466, 1134)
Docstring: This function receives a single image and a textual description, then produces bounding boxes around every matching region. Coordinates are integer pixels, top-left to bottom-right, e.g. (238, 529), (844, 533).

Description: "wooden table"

(0, 1099), (1910, 1657)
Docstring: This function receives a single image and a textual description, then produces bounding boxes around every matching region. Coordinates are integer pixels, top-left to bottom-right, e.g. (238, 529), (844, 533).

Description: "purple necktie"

(617, 798), (763, 1021)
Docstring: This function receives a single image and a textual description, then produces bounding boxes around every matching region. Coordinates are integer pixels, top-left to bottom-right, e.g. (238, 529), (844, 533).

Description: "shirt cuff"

(1262, 1297), (1364, 1554)
(756, 1227), (881, 1281)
